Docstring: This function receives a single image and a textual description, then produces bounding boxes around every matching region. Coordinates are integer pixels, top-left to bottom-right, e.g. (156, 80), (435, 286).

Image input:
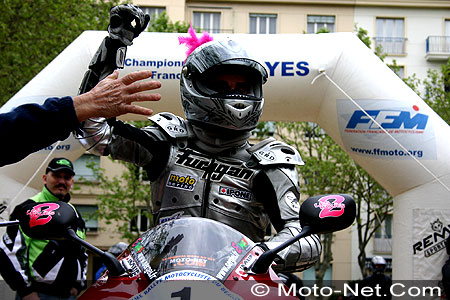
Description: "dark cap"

(46, 157), (75, 176)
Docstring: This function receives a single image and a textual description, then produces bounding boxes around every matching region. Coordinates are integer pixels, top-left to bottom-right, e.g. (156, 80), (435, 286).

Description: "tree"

(404, 59), (450, 125)
(84, 154), (153, 241)
(0, 0), (120, 107)
(354, 24), (386, 62)
(273, 122), (393, 281)
(147, 11), (189, 33)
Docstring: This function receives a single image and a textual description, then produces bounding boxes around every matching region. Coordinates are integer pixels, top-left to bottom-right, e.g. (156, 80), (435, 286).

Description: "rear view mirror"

(252, 194), (356, 274)
(299, 194), (356, 234)
(16, 201), (78, 240)
(15, 200), (126, 276)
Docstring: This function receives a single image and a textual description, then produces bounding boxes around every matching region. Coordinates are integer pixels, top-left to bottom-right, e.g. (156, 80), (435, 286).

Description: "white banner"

(412, 209), (450, 280)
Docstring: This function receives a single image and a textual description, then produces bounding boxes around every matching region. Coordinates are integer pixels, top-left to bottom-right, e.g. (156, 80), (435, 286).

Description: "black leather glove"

(108, 4), (150, 46)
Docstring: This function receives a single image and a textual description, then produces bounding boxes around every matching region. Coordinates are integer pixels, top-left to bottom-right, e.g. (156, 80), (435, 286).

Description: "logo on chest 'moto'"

(175, 149), (254, 182)
(166, 171), (198, 191)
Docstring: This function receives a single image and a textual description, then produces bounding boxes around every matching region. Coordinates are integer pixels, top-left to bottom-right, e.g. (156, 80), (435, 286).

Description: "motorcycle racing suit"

(74, 15), (321, 271)
(76, 113), (321, 272)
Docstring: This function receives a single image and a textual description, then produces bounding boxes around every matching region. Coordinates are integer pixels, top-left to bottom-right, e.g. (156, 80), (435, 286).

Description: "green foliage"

(147, 11), (189, 33)
(401, 61), (450, 124)
(316, 27), (330, 34)
(85, 156), (152, 242)
(404, 59), (450, 125)
(274, 121), (392, 278)
(0, 0), (120, 107)
(354, 24), (386, 61)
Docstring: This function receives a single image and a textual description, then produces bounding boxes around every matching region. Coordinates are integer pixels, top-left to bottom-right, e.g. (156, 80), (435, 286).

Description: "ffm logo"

(166, 172), (198, 191)
(346, 108), (428, 130)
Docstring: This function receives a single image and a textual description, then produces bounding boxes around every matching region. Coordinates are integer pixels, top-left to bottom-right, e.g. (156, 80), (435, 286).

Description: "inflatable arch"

(1, 31), (449, 281)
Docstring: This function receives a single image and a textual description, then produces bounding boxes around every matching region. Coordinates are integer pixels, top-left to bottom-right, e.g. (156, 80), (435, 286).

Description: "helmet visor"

(196, 64), (263, 100)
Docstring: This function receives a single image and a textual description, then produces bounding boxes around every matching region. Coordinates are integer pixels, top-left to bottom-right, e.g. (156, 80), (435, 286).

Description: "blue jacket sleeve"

(0, 97), (79, 167)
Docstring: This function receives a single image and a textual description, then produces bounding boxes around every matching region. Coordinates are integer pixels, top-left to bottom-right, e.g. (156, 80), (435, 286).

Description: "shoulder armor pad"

(148, 113), (191, 139)
(247, 137), (304, 166)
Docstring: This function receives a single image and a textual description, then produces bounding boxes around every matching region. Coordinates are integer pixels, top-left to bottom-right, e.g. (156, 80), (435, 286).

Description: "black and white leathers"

(76, 112), (322, 272)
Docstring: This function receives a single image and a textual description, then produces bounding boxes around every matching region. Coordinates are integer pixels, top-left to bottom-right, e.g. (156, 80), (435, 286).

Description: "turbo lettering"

(314, 195), (345, 218)
(175, 149), (254, 182)
(27, 203), (60, 227)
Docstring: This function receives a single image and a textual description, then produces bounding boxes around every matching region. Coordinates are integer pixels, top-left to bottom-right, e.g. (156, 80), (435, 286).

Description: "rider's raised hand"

(108, 4), (150, 46)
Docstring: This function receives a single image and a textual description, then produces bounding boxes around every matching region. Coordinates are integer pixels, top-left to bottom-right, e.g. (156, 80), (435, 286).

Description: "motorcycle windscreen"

(130, 217), (255, 281)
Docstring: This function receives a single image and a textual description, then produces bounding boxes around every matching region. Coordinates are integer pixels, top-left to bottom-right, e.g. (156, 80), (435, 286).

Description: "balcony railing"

(374, 236), (392, 253)
(425, 36), (450, 61)
(373, 37), (407, 55)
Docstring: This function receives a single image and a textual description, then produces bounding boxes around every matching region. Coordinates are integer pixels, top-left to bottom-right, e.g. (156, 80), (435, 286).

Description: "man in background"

(0, 158), (87, 300)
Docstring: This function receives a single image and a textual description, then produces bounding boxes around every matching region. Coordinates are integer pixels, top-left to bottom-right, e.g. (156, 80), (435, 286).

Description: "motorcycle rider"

(75, 6), (321, 273)
(357, 256), (392, 300)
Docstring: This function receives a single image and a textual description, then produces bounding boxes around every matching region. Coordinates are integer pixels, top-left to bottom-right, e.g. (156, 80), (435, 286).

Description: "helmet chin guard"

(180, 39), (268, 131)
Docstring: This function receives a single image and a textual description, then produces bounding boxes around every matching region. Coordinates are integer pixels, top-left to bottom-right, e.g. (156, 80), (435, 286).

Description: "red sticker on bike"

(27, 203), (60, 227)
(314, 195), (345, 218)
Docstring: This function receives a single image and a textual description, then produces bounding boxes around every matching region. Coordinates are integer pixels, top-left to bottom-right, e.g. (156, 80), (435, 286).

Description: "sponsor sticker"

(159, 211), (184, 224)
(175, 149), (254, 181)
(163, 254), (215, 268)
(314, 195), (345, 218)
(219, 186), (251, 200)
(166, 171), (198, 191)
(284, 192), (300, 213)
(27, 203), (60, 227)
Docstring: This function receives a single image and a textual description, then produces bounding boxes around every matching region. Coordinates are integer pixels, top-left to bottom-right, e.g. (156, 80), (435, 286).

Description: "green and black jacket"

(0, 187), (87, 298)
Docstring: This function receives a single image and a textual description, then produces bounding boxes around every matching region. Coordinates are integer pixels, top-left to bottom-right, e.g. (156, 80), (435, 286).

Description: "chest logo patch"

(166, 171), (198, 191)
(175, 148), (254, 182)
(219, 186), (252, 201)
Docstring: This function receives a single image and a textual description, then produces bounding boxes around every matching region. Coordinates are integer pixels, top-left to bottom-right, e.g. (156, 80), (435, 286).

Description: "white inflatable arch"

(1, 31), (449, 281)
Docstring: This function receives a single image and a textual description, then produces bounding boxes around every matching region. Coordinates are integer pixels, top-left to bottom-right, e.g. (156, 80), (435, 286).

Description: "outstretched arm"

(73, 70), (161, 122)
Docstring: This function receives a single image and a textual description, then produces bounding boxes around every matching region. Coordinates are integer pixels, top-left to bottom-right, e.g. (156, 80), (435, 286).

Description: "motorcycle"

(4, 194), (356, 299)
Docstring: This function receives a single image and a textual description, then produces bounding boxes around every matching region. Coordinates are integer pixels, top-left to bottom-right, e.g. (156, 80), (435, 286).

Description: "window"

(389, 64), (404, 78)
(193, 12), (221, 33)
(73, 154), (99, 181)
(374, 214), (392, 253)
(130, 208), (152, 232)
(249, 14), (277, 34)
(375, 18), (406, 54)
(75, 205), (98, 232)
(307, 15), (335, 33)
(140, 6), (165, 19)
(446, 20), (450, 52)
(375, 215), (392, 239)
